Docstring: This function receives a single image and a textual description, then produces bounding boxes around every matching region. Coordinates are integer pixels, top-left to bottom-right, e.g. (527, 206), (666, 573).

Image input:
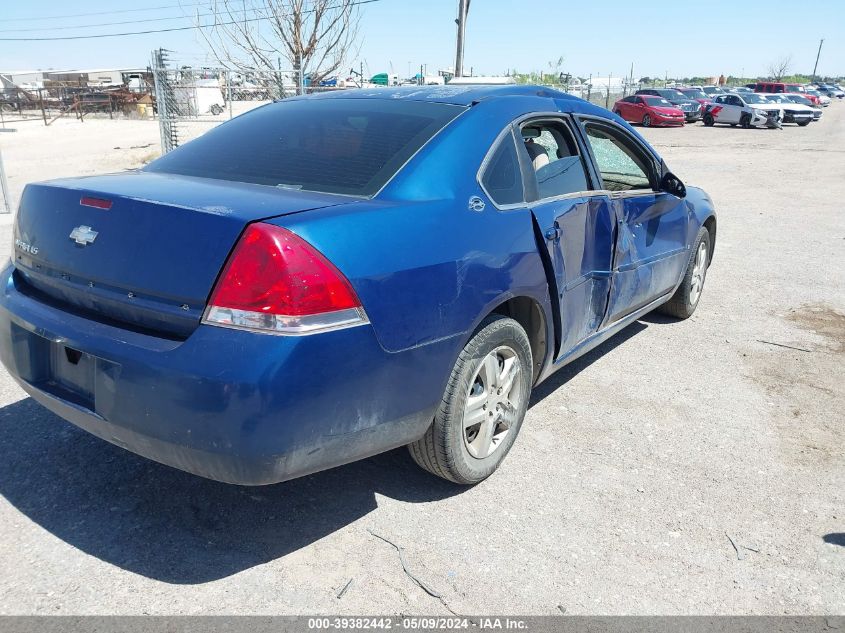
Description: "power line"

(0, 6), (264, 34)
(0, 0), (381, 41)
(0, 1), (214, 23)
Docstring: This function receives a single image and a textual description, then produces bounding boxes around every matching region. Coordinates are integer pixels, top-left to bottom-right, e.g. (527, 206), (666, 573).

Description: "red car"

(612, 95), (685, 127)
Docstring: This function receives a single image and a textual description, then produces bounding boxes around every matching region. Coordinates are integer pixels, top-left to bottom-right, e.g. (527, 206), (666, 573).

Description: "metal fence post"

(0, 144), (12, 214)
(152, 48), (177, 153)
(38, 89), (47, 125)
(226, 70), (233, 119)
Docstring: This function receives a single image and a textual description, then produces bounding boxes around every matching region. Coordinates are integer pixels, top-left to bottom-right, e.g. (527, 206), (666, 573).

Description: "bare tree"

(767, 55), (792, 81)
(197, 0), (361, 92)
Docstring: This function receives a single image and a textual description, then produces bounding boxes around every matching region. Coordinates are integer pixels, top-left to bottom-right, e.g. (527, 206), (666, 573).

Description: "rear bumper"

(0, 266), (452, 485)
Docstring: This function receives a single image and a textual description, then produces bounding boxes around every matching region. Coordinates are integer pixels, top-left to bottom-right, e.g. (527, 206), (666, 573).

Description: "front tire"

(658, 227), (711, 319)
(409, 315), (533, 485)
(641, 113), (651, 127)
(797, 120), (811, 127)
(740, 113), (752, 128)
(703, 113), (715, 126)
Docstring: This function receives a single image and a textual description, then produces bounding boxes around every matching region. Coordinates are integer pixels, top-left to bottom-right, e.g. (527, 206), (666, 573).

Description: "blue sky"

(0, 0), (841, 79)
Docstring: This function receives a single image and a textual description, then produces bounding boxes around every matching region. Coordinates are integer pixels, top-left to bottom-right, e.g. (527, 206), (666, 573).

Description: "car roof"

(289, 84), (585, 107)
(284, 84), (617, 119)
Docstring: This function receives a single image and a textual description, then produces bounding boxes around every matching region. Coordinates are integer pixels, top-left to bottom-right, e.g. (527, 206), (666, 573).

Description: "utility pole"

(454, 0), (470, 78)
(811, 38), (824, 83)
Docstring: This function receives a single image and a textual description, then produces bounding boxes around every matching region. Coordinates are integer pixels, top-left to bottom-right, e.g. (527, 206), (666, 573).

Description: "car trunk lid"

(13, 171), (357, 338)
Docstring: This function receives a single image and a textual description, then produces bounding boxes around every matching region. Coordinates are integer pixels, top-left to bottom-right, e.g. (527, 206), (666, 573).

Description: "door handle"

(544, 227), (561, 241)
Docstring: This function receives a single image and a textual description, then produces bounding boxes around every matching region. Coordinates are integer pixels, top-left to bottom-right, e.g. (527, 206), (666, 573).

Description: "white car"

(703, 93), (782, 128)
(764, 94), (820, 124)
(701, 85), (727, 99)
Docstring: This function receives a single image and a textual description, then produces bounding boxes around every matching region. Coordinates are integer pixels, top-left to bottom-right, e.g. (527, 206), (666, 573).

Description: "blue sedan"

(0, 86), (716, 485)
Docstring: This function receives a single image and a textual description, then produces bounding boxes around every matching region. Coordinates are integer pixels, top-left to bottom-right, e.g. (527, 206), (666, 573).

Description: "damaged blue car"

(0, 85), (716, 485)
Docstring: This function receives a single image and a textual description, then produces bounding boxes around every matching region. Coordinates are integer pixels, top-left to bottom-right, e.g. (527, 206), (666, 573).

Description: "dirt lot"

(0, 103), (842, 615)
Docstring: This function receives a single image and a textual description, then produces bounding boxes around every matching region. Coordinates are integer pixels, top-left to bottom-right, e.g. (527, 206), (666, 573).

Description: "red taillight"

(204, 223), (367, 334)
(80, 196), (112, 210)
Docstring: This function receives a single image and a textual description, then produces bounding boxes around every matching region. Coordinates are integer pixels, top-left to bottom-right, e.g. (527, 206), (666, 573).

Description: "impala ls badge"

(14, 239), (38, 255)
(70, 225), (98, 246)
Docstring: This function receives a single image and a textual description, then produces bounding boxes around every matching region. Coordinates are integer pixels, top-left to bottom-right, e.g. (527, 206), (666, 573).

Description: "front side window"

(519, 120), (589, 200)
(582, 124), (652, 192)
(481, 132), (524, 206)
(145, 98), (465, 196)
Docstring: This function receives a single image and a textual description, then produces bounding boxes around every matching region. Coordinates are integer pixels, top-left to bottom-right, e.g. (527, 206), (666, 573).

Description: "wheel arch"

(702, 214), (717, 264)
(490, 296), (548, 384)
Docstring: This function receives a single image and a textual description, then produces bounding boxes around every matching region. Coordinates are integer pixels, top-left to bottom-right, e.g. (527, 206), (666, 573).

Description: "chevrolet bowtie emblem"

(69, 225), (98, 246)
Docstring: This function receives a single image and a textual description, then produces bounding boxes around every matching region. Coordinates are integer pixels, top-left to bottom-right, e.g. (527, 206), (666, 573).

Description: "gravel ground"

(0, 103), (842, 615)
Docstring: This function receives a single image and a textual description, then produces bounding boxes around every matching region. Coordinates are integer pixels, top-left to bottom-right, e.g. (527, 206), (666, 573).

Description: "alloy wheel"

(689, 241), (708, 305)
(462, 346), (523, 460)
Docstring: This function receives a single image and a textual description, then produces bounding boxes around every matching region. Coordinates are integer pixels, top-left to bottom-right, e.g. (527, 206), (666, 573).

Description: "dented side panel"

(605, 193), (690, 324)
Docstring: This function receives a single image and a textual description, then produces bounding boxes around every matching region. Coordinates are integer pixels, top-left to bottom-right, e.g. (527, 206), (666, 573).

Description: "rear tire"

(703, 113), (715, 126)
(657, 227), (711, 319)
(408, 315), (533, 485)
(797, 120), (811, 127)
(641, 114), (651, 127)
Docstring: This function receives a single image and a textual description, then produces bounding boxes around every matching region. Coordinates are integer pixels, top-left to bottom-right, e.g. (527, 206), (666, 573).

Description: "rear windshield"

(145, 98), (465, 196)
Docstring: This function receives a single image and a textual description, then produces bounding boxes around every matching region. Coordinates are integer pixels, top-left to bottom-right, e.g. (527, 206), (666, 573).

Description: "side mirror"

(659, 171), (686, 198)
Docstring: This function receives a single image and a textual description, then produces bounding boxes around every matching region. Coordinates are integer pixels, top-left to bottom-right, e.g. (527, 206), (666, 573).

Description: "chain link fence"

(151, 50), (346, 154)
(536, 81), (641, 110)
(1, 83), (156, 126)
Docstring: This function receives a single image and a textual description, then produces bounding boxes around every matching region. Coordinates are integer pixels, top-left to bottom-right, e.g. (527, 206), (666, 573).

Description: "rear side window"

(145, 99), (464, 196)
(519, 120), (589, 200)
(481, 132), (524, 206)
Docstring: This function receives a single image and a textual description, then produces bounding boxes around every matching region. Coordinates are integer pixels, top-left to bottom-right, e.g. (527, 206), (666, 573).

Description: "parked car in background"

(805, 89), (831, 106)
(0, 85), (716, 486)
(701, 86), (727, 98)
(635, 89), (702, 122)
(703, 92), (782, 128)
(754, 82), (822, 106)
(781, 94), (822, 121)
(613, 94), (685, 127)
(814, 84), (844, 99)
(758, 94), (816, 125)
(677, 88), (712, 107)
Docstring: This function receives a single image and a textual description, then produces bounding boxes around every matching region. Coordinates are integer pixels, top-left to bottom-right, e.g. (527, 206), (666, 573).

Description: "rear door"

(513, 116), (616, 356)
(629, 96), (646, 122)
(575, 118), (689, 323)
(712, 95), (739, 123)
(616, 97), (634, 120)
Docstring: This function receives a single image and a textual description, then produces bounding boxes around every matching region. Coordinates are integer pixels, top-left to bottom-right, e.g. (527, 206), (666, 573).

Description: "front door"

(577, 119), (690, 323)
